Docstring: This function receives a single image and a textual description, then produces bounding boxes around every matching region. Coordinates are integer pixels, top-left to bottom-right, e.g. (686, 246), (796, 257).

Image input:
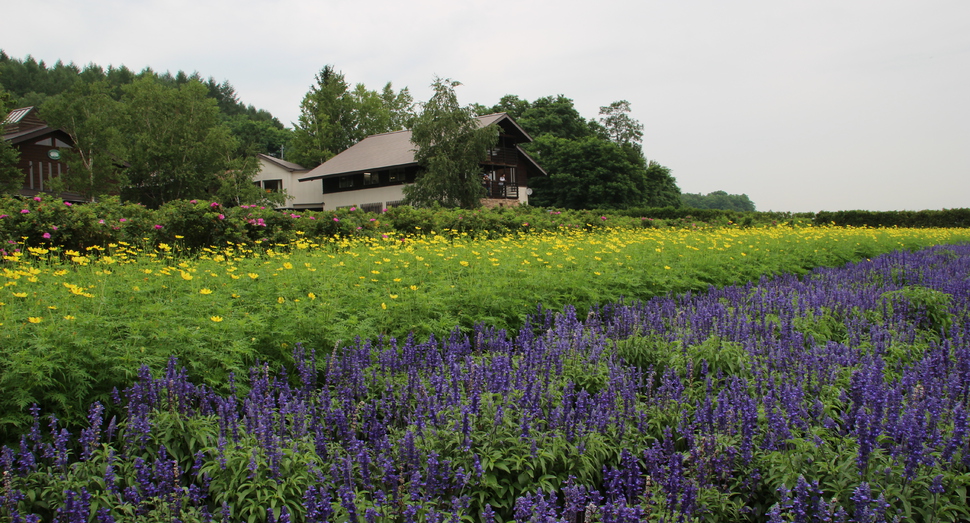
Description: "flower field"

(2, 223), (970, 522)
(3, 225), (969, 435)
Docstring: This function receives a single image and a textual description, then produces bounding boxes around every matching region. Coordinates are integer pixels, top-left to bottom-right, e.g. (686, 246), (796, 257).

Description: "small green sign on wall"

(48, 149), (61, 160)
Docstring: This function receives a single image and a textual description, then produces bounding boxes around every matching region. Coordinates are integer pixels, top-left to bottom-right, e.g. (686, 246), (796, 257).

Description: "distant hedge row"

(814, 208), (970, 228)
(2, 195), (968, 254)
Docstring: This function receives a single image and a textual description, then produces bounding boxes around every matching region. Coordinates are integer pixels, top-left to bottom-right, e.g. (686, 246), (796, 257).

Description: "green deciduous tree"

(599, 100), (643, 146)
(40, 80), (126, 200)
(288, 66), (414, 168)
(404, 77), (499, 209)
(119, 76), (236, 207)
(681, 190), (756, 211)
(644, 160), (682, 208)
(527, 135), (648, 209)
(215, 154), (287, 208)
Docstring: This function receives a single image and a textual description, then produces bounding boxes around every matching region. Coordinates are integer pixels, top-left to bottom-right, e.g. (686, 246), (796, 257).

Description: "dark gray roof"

(257, 153), (310, 172)
(299, 113), (537, 181)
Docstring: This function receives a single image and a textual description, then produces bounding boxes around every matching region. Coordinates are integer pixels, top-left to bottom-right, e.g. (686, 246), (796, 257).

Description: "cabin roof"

(257, 153), (310, 172)
(299, 113), (536, 181)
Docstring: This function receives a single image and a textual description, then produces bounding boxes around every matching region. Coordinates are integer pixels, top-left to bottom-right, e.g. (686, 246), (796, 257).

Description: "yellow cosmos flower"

(381, 302), (387, 310)
(248, 273), (259, 279)
(409, 285), (418, 291)
(63, 315), (75, 320)
(231, 293), (241, 298)
(277, 297), (285, 304)
(199, 288), (213, 295)
(13, 292), (27, 298)
(180, 272), (193, 281)
(210, 316), (223, 322)
(308, 292), (316, 300)
(28, 317), (42, 324)
(389, 294), (398, 299)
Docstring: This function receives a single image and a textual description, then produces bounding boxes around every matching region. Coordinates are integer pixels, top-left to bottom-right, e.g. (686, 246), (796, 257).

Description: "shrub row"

(4, 196), (969, 256)
(814, 208), (970, 228)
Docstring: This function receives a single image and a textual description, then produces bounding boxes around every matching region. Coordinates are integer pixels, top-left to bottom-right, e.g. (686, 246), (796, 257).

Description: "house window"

(363, 172), (378, 185)
(339, 176), (354, 189)
(389, 168), (404, 183)
(261, 179), (283, 193)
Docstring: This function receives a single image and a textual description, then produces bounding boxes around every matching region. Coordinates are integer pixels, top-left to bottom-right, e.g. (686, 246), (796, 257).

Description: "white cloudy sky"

(4, 0), (968, 212)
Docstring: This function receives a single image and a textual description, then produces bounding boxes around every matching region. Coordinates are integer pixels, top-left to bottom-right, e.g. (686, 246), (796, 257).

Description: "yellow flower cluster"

(1, 225), (969, 331)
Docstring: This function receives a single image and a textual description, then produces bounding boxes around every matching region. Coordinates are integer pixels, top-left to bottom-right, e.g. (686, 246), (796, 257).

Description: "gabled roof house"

(2, 106), (84, 201)
(297, 113), (546, 211)
(252, 153), (315, 209)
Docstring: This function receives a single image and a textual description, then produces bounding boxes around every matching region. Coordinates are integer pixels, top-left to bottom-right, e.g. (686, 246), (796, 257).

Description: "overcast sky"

(4, 0), (968, 212)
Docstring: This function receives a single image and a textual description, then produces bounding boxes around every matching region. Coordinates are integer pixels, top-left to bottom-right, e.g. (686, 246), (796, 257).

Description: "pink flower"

(600, 216), (607, 220)
(42, 232), (51, 239)
(52, 226), (58, 230)
(190, 200), (198, 204)
(64, 202), (72, 207)
(369, 218), (376, 222)
(210, 202), (220, 208)
(350, 207), (356, 211)
(98, 219), (105, 224)
(33, 196), (41, 202)
(20, 209), (29, 214)
(218, 214), (225, 220)
(154, 224), (163, 230)
(333, 217), (339, 222)
(119, 218), (127, 223)
(0, 215), (7, 219)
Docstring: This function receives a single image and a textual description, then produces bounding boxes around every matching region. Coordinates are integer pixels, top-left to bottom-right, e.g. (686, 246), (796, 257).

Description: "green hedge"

(3, 196), (969, 256)
(814, 208), (970, 228)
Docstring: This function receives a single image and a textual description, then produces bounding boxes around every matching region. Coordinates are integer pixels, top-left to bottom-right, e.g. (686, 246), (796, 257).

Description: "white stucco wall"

(322, 185), (406, 210)
(254, 158), (322, 209)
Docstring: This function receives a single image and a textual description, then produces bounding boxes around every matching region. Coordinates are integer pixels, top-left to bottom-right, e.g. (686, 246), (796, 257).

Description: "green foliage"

(880, 285), (954, 335)
(119, 77), (237, 207)
(288, 65), (414, 167)
(598, 100), (643, 146)
(216, 154), (289, 208)
(644, 161), (682, 208)
(200, 436), (318, 523)
(527, 135), (649, 209)
(815, 208), (970, 228)
(480, 93), (681, 210)
(1, 51), (287, 158)
(681, 190), (757, 212)
(404, 77), (499, 209)
(39, 80), (126, 199)
(0, 85), (23, 195)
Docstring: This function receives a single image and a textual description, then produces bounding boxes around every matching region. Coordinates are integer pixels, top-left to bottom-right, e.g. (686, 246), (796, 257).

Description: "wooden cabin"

(2, 106), (85, 201)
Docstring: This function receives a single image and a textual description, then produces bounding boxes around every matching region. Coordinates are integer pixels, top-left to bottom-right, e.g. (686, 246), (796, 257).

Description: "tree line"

(2, 51), (754, 210)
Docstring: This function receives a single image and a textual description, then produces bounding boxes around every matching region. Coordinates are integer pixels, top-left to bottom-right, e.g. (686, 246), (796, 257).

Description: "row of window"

(339, 167), (407, 189)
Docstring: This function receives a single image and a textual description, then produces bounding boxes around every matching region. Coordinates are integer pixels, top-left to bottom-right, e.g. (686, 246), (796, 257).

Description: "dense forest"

(1, 51), (737, 210)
